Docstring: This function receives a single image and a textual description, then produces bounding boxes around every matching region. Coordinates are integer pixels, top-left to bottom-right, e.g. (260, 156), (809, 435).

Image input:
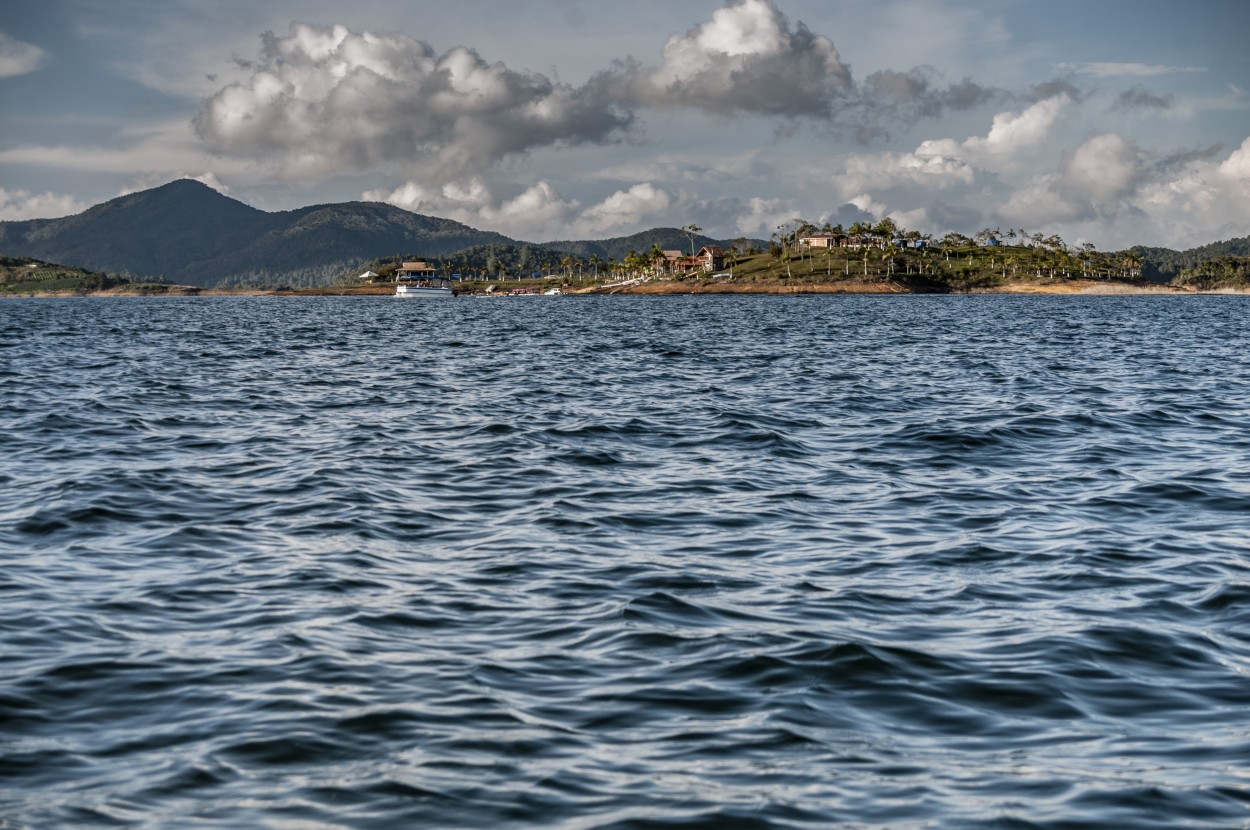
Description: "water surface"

(2, 295), (1249, 828)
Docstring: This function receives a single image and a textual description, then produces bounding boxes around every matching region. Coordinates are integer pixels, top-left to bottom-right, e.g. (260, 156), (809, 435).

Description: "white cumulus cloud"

(365, 178), (676, 240)
(574, 183), (672, 236)
(608, 0), (852, 118)
(196, 23), (632, 181)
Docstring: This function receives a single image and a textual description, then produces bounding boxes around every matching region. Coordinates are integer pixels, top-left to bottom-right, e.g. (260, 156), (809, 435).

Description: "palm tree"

(650, 243), (668, 277)
(881, 245), (900, 276)
(589, 253), (602, 277)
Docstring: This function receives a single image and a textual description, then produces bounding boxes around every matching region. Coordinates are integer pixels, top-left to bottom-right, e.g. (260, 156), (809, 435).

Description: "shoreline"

(4, 280), (1245, 298)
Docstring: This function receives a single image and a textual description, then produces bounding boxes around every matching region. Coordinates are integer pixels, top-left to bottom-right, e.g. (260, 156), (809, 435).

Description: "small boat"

(394, 260), (453, 297)
(395, 277), (453, 298)
(543, 287), (563, 295)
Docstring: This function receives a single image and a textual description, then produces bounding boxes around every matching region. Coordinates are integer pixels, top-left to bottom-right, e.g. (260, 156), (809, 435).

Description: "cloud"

(365, 177), (676, 240)
(196, 23), (633, 181)
(1110, 86), (1174, 112)
(999, 134), (1250, 247)
(1028, 78), (1086, 104)
(861, 67), (996, 127)
(597, 0), (992, 134)
(1057, 133), (1147, 204)
(0, 119), (255, 177)
(0, 187), (89, 221)
(1059, 62), (1206, 78)
(576, 183), (672, 236)
(731, 195), (798, 235)
(364, 177), (579, 239)
(831, 93), (1068, 204)
(960, 94), (1069, 157)
(603, 0), (852, 118)
(0, 31), (47, 79)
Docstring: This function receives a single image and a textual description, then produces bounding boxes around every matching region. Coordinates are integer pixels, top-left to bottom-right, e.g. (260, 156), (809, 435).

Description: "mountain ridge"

(0, 180), (520, 287)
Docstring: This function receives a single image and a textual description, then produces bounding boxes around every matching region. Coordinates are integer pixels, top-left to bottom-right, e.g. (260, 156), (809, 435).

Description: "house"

(844, 235), (885, 250)
(657, 249), (705, 275)
(798, 234), (846, 248)
(396, 260), (438, 281)
(696, 246), (725, 272)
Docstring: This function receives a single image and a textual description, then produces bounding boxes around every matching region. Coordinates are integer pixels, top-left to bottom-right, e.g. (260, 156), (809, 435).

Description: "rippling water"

(3, 295), (1249, 829)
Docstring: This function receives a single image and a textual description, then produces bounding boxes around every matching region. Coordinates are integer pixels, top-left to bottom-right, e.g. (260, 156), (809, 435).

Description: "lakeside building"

(396, 260), (438, 281)
(655, 246), (726, 276)
(799, 234), (886, 250)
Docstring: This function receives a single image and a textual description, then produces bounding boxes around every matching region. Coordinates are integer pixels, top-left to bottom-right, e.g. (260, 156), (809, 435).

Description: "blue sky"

(1, 0), (1247, 249)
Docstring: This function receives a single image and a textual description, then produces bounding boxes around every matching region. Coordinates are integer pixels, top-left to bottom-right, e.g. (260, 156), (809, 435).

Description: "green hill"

(0, 255), (194, 294)
(0, 180), (518, 288)
(1133, 236), (1250, 282)
(538, 228), (762, 261)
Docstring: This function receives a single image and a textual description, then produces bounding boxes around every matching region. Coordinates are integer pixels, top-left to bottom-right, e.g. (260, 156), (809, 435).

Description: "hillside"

(0, 180), (517, 288)
(1134, 236), (1250, 282)
(0, 255), (196, 295)
(538, 228), (762, 261)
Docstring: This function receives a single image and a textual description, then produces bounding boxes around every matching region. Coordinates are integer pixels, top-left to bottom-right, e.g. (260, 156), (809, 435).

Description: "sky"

(1, 0), (1248, 249)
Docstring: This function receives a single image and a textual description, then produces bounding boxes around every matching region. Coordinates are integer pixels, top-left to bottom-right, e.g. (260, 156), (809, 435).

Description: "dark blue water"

(2, 295), (1249, 829)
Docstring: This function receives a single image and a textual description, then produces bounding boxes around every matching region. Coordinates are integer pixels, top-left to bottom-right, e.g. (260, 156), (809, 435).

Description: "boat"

(395, 278), (453, 297)
(394, 260), (454, 297)
(543, 287), (563, 295)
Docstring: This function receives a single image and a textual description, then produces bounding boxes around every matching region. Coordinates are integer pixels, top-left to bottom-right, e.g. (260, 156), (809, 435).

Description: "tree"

(881, 244), (900, 276)
(650, 243), (668, 277)
(794, 218), (818, 261)
(681, 224), (702, 256)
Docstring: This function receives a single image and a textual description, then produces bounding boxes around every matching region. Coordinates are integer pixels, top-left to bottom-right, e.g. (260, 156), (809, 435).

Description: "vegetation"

(2, 179), (1247, 292)
(1171, 256), (1250, 291)
(1133, 237), (1250, 282)
(0, 256), (125, 294)
(536, 227), (762, 263)
(0, 179), (516, 289)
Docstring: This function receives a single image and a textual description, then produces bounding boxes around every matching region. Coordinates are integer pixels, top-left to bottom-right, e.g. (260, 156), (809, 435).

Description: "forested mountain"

(0, 181), (763, 288)
(1134, 236), (1250, 282)
(0, 180), (517, 287)
(539, 228), (761, 262)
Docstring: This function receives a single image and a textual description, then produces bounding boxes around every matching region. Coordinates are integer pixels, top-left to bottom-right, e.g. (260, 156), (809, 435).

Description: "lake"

(2, 295), (1249, 829)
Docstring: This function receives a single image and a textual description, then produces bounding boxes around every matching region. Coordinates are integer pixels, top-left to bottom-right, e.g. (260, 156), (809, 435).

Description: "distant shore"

(6, 279), (1248, 298)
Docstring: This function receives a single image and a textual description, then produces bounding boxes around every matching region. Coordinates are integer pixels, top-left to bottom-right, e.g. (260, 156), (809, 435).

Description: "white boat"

(543, 287), (563, 295)
(395, 277), (453, 298)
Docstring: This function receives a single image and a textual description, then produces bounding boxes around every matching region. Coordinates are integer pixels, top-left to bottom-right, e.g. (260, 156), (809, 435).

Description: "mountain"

(0, 180), (517, 287)
(1133, 236), (1250, 283)
(539, 228), (762, 262)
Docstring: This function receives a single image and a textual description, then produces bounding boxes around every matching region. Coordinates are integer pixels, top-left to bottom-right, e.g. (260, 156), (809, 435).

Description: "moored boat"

(394, 259), (453, 297)
(395, 279), (453, 297)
